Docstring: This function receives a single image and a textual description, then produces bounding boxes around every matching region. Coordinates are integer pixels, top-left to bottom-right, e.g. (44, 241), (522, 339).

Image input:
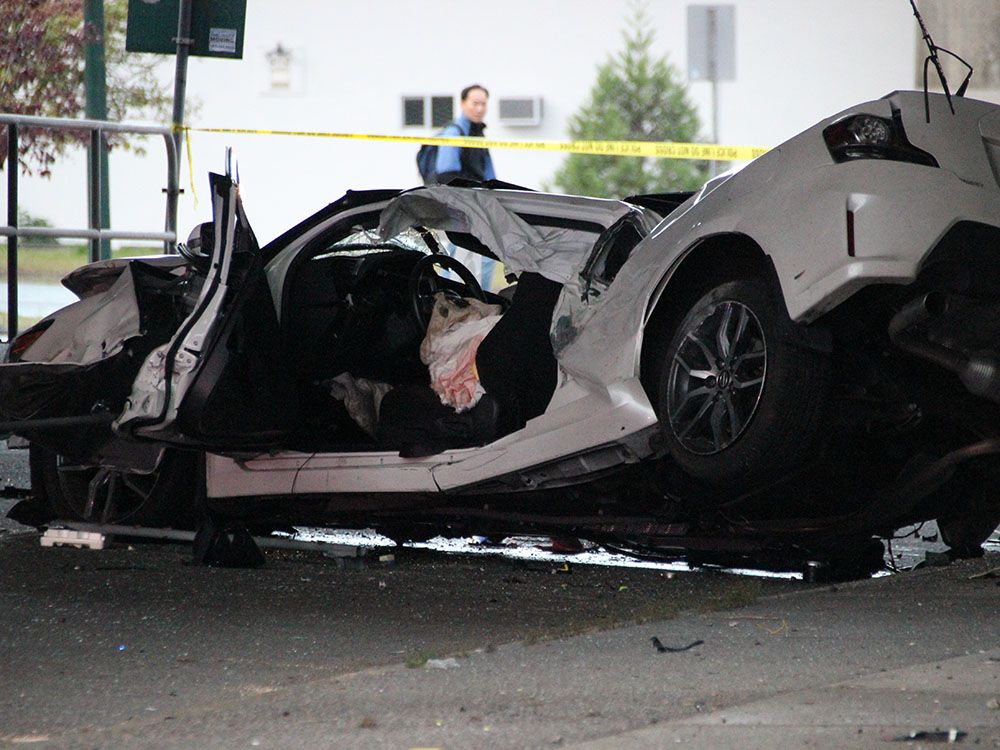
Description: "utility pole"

(166, 0), (194, 250)
(83, 0), (111, 261)
(707, 6), (719, 178)
(687, 5), (735, 180)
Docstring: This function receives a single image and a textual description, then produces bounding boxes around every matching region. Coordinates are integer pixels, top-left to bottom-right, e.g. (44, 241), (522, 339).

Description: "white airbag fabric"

(420, 293), (502, 411)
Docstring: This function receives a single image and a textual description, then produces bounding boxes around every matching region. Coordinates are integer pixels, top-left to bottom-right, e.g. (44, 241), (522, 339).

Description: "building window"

(402, 97), (424, 126)
(402, 95), (454, 127)
(430, 96), (453, 127)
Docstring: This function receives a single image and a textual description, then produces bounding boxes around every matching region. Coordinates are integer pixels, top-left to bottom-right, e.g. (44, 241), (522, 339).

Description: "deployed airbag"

(420, 293), (502, 411)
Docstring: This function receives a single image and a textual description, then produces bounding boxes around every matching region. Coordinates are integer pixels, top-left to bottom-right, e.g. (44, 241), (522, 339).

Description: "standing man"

(433, 84), (496, 184)
(429, 84), (502, 290)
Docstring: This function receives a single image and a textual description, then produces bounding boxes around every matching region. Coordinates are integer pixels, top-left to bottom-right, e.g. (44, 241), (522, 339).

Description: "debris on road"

(891, 728), (967, 743)
(968, 565), (1000, 580)
(757, 618), (789, 636)
(650, 637), (703, 653)
(193, 521), (266, 568)
(425, 657), (462, 669)
(40, 529), (106, 550)
(546, 537), (585, 554)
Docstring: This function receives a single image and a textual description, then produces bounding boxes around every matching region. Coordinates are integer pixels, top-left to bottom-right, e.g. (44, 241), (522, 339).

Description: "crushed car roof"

(378, 186), (639, 284)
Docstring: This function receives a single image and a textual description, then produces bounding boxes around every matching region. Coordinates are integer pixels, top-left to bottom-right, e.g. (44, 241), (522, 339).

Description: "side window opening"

(585, 216), (644, 291)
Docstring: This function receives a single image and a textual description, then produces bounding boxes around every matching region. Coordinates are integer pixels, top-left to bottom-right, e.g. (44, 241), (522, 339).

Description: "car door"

(116, 172), (296, 448)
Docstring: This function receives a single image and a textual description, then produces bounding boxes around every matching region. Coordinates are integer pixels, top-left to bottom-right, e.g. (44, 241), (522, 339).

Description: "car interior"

(278, 222), (564, 456)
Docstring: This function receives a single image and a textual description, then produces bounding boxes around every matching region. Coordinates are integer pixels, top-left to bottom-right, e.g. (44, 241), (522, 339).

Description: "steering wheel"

(408, 253), (487, 329)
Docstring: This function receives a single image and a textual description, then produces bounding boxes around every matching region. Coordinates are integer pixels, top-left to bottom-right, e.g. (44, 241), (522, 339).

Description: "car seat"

(475, 271), (564, 434)
(375, 271), (563, 456)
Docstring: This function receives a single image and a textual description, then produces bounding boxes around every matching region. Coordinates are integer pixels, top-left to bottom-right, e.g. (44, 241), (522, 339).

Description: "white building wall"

(11, 1), (932, 244)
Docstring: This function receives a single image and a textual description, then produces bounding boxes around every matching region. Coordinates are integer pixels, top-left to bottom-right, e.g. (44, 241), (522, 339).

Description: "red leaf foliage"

(0, 0), (170, 177)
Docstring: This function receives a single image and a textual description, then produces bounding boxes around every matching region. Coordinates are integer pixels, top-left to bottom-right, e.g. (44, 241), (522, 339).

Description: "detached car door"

(116, 173), (295, 448)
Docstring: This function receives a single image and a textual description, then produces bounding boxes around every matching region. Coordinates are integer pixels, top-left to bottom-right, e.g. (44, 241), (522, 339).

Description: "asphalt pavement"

(2, 441), (999, 748)
(0, 442), (29, 491)
(0, 511), (998, 748)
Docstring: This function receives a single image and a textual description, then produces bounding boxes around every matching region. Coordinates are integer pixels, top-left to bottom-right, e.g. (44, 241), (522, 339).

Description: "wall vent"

(496, 96), (543, 126)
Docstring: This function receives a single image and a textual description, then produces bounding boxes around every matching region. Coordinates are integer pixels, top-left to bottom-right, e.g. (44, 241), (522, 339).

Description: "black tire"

(657, 276), (830, 490)
(29, 445), (199, 527)
(935, 461), (1000, 559)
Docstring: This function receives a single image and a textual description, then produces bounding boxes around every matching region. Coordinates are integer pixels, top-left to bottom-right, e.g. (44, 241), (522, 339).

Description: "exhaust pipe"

(959, 354), (1000, 403)
(889, 292), (1000, 403)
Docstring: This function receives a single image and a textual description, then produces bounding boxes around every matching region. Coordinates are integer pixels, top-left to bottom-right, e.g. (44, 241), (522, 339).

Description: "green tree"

(16, 208), (56, 245)
(552, 3), (708, 199)
(0, 0), (172, 176)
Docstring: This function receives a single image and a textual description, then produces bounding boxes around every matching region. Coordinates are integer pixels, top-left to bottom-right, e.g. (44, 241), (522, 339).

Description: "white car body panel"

(430, 376), (657, 491)
(116, 184), (240, 435)
(265, 186), (641, 319)
(206, 449), (443, 498)
(20, 266), (144, 366)
(16, 255), (190, 367)
(60, 255), (188, 299)
(182, 91), (1000, 501)
(555, 91), (1000, 388)
(378, 186), (634, 284)
(7, 91), (1000, 517)
(204, 375), (657, 498)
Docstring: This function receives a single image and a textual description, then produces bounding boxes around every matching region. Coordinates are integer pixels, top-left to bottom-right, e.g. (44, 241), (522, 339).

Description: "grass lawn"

(1, 310), (43, 338)
(0, 242), (162, 284)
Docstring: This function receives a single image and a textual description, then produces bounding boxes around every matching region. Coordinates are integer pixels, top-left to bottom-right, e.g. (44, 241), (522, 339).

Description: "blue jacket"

(434, 113), (496, 183)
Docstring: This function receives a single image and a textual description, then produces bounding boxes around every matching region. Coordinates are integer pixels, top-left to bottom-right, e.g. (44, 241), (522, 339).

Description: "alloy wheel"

(666, 299), (767, 455)
(53, 457), (162, 523)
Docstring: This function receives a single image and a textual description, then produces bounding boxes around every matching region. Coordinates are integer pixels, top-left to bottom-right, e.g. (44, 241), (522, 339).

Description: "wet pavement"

(0, 522), (997, 748)
(2, 443), (999, 748)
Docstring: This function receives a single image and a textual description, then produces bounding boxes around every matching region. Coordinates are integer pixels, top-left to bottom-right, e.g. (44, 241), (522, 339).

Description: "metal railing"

(1, 114), (179, 341)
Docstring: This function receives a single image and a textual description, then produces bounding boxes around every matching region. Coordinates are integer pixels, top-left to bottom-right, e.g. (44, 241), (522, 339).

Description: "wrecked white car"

(3, 90), (1000, 560)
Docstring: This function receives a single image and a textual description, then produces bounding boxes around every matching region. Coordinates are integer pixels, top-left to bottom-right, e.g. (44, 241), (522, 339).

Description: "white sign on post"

(688, 5), (736, 82)
(208, 28), (239, 54)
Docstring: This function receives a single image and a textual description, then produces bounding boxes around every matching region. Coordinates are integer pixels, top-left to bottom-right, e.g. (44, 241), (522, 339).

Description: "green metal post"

(84, 0), (111, 260)
(166, 0), (193, 254)
(6, 124), (19, 340)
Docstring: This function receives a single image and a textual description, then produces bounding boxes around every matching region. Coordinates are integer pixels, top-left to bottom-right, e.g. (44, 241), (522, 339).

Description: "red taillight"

(8, 321), (53, 362)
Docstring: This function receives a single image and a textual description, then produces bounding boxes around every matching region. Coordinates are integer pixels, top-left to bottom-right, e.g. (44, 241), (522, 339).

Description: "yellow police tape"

(180, 125), (770, 162)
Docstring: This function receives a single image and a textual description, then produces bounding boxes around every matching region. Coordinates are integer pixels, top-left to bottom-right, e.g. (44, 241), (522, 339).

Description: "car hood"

(378, 187), (635, 284)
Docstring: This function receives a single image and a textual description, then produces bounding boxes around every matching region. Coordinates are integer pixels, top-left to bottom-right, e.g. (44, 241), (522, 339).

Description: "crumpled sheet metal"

(20, 263), (143, 366)
(0, 361), (89, 422)
(60, 255), (186, 299)
(552, 196), (708, 384)
(378, 187), (600, 284)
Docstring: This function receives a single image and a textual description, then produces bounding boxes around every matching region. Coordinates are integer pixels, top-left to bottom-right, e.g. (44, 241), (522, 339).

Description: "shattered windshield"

(313, 226), (445, 260)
